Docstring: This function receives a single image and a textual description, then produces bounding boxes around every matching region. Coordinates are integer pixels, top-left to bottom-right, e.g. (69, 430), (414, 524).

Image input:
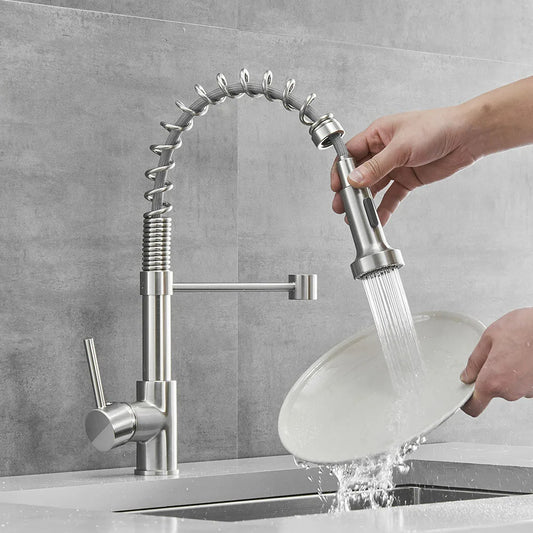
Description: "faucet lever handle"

(83, 338), (107, 409)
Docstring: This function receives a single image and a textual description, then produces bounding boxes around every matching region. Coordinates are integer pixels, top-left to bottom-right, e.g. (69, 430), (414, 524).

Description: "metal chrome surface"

(145, 69), (341, 218)
(140, 270), (174, 296)
(142, 294), (171, 381)
(142, 217), (171, 269)
(130, 485), (516, 522)
(173, 274), (317, 300)
(85, 268), (314, 473)
(83, 335), (176, 473)
(84, 338), (137, 452)
(336, 156), (404, 278)
(173, 282), (295, 292)
(83, 338), (106, 409)
(309, 114), (344, 149)
(83, 70), (401, 478)
(289, 274), (318, 300)
(85, 403), (136, 452)
(134, 380), (178, 476)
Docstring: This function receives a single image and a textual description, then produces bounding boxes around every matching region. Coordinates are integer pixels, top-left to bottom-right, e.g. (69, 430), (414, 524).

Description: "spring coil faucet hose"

(144, 68), (403, 279)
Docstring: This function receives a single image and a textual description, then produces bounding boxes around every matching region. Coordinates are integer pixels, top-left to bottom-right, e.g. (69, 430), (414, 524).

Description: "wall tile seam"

(7, 1), (532, 68)
(235, 73), (241, 460)
(2, 0), (240, 33)
(235, 27), (533, 69)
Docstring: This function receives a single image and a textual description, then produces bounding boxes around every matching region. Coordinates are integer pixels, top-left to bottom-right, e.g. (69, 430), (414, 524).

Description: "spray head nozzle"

(336, 157), (404, 279)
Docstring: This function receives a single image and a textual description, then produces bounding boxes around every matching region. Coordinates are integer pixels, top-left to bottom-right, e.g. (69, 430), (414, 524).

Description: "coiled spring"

(143, 218), (171, 271)
(143, 68), (345, 271)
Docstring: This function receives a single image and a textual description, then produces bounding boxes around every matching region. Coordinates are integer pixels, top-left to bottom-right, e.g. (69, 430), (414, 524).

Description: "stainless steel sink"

(127, 485), (517, 522)
(1, 447), (532, 526)
(2, 446), (533, 531)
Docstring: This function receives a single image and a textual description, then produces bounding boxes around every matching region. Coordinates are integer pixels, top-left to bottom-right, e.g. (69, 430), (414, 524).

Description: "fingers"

(461, 388), (492, 417)
(333, 176), (398, 222)
(330, 152), (374, 193)
(333, 177), (397, 219)
(332, 192), (344, 214)
(460, 334), (493, 417)
(460, 334), (492, 384)
(344, 130), (372, 162)
(330, 156), (341, 193)
(347, 142), (405, 188)
(375, 181), (410, 225)
(330, 131), (375, 192)
(461, 310), (533, 417)
(369, 178), (391, 197)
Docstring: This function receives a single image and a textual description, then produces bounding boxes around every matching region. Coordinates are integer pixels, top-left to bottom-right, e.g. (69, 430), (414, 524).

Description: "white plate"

(278, 311), (485, 464)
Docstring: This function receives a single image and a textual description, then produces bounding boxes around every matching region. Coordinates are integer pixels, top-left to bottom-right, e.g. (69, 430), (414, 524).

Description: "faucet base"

(134, 468), (180, 477)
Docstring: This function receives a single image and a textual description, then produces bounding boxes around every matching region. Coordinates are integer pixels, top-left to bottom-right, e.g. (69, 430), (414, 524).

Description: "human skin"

(329, 76), (533, 417)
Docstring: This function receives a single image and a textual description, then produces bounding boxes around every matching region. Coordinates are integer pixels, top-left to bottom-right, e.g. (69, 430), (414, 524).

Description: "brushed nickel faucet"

(84, 273), (316, 476)
(82, 68), (402, 476)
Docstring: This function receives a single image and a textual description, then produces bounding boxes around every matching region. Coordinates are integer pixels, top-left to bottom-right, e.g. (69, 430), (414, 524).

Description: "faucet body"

(137, 270), (177, 474)
(84, 269), (316, 475)
(83, 69), (401, 476)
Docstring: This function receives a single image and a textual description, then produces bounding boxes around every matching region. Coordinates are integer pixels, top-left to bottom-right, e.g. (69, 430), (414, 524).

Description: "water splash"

(295, 436), (426, 513)
(362, 267), (424, 393)
(331, 437), (425, 512)
(294, 267), (427, 512)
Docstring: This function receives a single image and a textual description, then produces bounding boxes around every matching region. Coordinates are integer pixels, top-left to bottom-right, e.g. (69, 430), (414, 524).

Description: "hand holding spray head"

(336, 156), (403, 278)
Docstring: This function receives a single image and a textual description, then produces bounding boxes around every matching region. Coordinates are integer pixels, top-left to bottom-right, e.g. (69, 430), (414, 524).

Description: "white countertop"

(2, 443), (533, 532)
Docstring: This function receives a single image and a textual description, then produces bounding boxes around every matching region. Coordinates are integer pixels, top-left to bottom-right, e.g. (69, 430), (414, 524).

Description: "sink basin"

(2, 446), (533, 532)
(1, 445), (533, 528)
(125, 485), (516, 522)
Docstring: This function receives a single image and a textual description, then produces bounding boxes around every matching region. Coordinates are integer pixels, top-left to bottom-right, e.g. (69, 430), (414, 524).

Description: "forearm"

(458, 76), (533, 158)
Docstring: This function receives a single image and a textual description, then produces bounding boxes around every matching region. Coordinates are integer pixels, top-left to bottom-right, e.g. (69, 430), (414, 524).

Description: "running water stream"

(362, 267), (424, 393)
(297, 266), (426, 512)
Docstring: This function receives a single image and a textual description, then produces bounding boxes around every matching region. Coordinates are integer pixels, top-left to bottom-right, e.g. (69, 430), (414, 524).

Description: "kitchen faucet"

(83, 69), (403, 476)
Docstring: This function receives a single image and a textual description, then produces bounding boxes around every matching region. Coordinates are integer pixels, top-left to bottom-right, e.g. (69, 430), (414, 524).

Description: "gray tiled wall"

(0, 0), (240, 474)
(1, 0), (533, 475)
(237, 0), (533, 65)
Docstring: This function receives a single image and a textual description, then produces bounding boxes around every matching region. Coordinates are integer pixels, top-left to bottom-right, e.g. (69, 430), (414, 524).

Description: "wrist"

(455, 77), (533, 159)
(454, 99), (500, 160)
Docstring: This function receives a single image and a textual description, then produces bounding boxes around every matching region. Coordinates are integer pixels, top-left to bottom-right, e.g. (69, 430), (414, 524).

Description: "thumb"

(460, 334), (492, 384)
(348, 143), (404, 187)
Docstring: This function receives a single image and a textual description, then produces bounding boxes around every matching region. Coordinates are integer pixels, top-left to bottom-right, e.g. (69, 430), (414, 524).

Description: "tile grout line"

(235, 26), (533, 69)
(235, 2), (242, 459)
(6, 1), (533, 68)
(2, 0), (239, 33)
(236, 40), (240, 459)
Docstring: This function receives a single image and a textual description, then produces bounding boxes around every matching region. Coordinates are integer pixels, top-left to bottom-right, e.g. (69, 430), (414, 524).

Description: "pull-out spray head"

(336, 156), (403, 278)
